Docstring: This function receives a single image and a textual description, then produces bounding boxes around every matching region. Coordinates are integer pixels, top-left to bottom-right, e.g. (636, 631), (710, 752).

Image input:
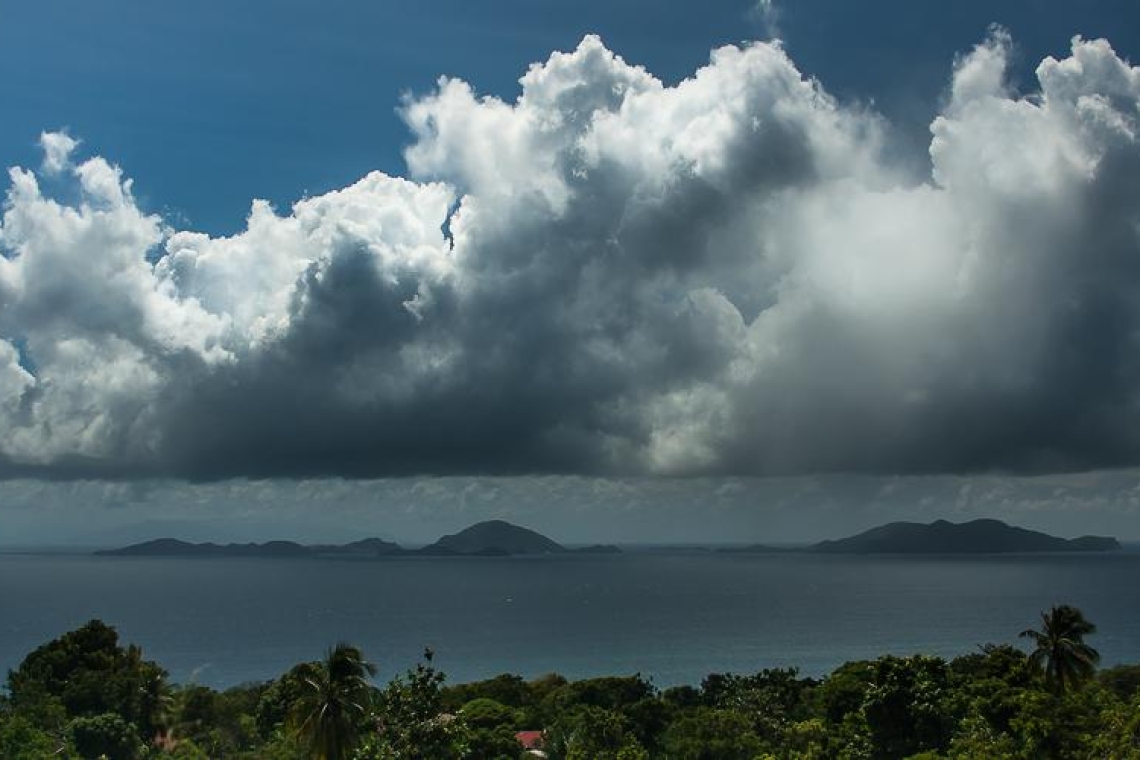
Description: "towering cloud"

(1, 32), (1139, 478)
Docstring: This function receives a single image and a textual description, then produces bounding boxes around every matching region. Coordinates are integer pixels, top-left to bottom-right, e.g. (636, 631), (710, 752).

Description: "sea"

(3, 549), (1140, 689)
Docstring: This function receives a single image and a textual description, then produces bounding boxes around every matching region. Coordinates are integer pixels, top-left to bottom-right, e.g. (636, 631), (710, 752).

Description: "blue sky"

(3, 0), (1137, 234)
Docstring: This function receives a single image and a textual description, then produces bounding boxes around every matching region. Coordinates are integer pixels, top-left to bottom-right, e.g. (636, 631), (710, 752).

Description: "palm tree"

(1019, 605), (1100, 693)
(291, 643), (378, 760)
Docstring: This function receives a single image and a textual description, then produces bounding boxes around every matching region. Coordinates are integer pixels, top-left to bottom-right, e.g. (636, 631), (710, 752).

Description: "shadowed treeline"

(0, 606), (1136, 758)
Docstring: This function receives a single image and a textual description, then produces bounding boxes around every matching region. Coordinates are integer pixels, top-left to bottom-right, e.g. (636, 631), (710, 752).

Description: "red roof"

(516, 730), (545, 749)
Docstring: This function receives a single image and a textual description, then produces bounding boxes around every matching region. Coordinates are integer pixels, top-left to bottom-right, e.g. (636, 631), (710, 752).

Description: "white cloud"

(158, 173), (454, 349)
(38, 131), (78, 175)
(1, 31), (1139, 478)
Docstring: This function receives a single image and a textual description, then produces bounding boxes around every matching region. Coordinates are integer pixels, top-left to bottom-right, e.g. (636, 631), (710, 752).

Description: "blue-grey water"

(3, 550), (1140, 689)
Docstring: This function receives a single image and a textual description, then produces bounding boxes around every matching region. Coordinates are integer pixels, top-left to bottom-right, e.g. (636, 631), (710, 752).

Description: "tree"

(356, 648), (470, 759)
(540, 675), (655, 720)
(458, 698), (523, 758)
(1087, 692), (1140, 758)
(545, 705), (648, 760)
(946, 645), (1032, 745)
(289, 643), (377, 760)
(6, 619), (169, 740)
(441, 673), (531, 711)
(659, 708), (763, 760)
(1098, 663), (1140, 701)
(170, 682), (265, 756)
(860, 655), (954, 758)
(69, 712), (143, 760)
(258, 661), (323, 739)
(0, 713), (62, 759)
(1020, 605), (1100, 694)
(700, 668), (816, 746)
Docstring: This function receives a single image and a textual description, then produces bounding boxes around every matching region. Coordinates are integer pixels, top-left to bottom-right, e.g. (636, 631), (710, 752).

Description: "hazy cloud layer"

(2, 472), (1139, 546)
(2, 32), (1140, 479)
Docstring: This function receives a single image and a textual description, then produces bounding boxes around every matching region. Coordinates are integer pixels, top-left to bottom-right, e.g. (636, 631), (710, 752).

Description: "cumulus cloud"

(2, 31), (1140, 479)
(38, 131), (79, 175)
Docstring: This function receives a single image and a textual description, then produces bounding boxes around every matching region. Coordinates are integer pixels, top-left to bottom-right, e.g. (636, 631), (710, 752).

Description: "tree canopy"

(0, 606), (1130, 758)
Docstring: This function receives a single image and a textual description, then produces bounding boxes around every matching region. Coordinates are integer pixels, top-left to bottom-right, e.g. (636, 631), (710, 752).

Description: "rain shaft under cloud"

(2, 31), (1140, 479)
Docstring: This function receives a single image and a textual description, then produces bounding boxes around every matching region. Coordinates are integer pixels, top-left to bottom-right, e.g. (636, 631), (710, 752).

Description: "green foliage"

(0, 605), (1130, 759)
(545, 704), (648, 760)
(0, 711), (63, 759)
(258, 661), (323, 737)
(950, 644), (1032, 687)
(289, 643), (377, 760)
(464, 725), (522, 759)
(622, 696), (676, 754)
(243, 727), (308, 759)
(527, 673), (570, 702)
(661, 685), (702, 709)
(1086, 692), (1140, 757)
(861, 655), (954, 758)
(1020, 604), (1101, 694)
(355, 649), (469, 760)
(660, 707), (764, 759)
(819, 660), (877, 725)
(944, 714), (1018, 759)
(701, 667), (817, 747)
(6, 619), (169, 739)
(170, 682), (266, 755)
(1100, 663), (1140, 701)
(943, 644), (1035, 753)
(460, 697), (519, 729)
(458, 697), (524, 758)
(163, 738), (213, 759)
(441, 672), (568, 728)
(541, 674), (655, 716)
(783, 717), (829, 759)
(70, 711), (143, 760)
(442, 673), (532, 710)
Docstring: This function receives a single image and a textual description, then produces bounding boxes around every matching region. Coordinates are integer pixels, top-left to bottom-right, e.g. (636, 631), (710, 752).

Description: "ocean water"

(2, 550), (1140, 689)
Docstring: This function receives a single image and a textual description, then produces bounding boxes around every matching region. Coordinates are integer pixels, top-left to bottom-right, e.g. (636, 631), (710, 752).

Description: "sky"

(3, 0), (1140, 544)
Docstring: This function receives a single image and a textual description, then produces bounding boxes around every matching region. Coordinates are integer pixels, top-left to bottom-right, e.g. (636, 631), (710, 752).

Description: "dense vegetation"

(3, 606), (1139, 758)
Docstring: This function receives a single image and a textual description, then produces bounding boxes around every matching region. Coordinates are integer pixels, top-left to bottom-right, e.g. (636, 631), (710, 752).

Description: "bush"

(661, 707), (764, 760)
(0, 713), (62, 759)
(70, 712), (143, 760)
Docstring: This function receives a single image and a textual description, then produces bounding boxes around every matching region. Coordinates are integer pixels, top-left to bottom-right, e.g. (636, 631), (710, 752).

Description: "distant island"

(95, 517), (1117, 558)
(726, 518), (1120, 554)
(95, 520), (621, 558)
(94, 536), (405, 558)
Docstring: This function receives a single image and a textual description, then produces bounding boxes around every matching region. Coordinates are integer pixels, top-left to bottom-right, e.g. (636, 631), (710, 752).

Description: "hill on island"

(812, 519), (1120, 554)
(421, 520), (566, 556)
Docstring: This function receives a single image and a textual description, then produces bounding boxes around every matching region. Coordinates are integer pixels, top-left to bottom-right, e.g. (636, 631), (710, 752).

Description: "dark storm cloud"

(2, 33), (1140, 479)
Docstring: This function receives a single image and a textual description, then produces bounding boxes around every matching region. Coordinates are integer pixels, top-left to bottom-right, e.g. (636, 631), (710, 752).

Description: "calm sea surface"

(3, 550), (1140, 689)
